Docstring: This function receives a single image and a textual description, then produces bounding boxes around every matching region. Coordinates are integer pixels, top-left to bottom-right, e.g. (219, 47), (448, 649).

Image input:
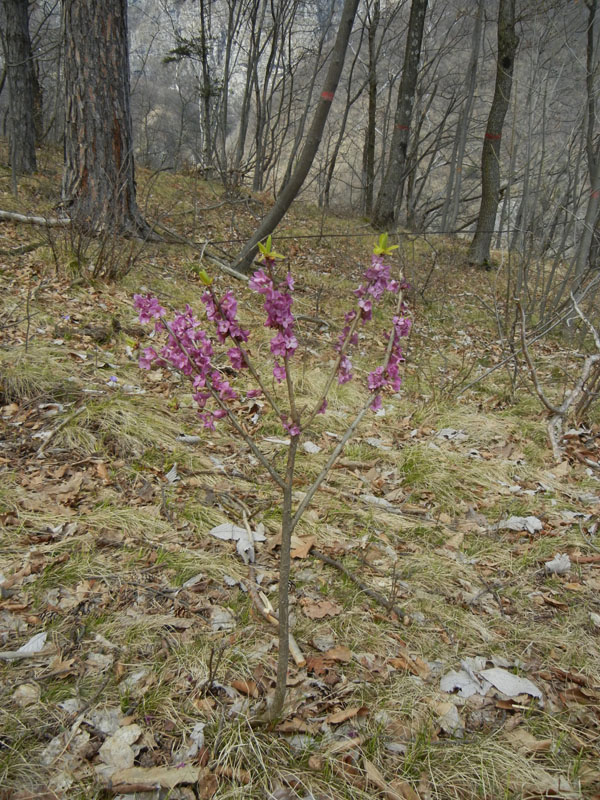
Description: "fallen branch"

(0, 240), (46, 257)
(312, 548), (409, 622)
(0, 209), (70, 227)
(150, 221), (248, 282)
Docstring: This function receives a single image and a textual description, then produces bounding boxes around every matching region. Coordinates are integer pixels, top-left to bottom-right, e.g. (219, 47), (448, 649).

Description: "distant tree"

(371, 0), (428, 230)
(440, 0), (484, 234)
(468, 0), (519, 266)
(575, 0), (600, 277)
(362, 0), (380, 216)
(62, 0), (149, 233)
(232, 0), (360, 274)
(0, 0), (38, 175)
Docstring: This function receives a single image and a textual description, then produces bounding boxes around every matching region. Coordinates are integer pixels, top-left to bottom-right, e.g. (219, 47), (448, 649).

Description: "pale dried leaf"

(111, 764), (201, 788)
(479, 667), (542, 700)
(544, 553), (571, 575)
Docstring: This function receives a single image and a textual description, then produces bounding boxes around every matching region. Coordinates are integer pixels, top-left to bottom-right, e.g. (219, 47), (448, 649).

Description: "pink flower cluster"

(249, 267), (298, 383)
(367, 314), (412, 409)
(335, 254), (401, 386)
(133, 292), (242, 430)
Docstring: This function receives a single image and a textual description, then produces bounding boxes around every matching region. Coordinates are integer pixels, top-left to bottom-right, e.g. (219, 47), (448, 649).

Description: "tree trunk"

(575, 0), (600, 278)
(440, 0), (483, 233)
(62, 0), (148, 234)
(233, 0), (360, 274)
(371, 0), (428, 230)
(0, 0), (37, 174)
(361, 0), (380, 216)
(468, 0), (519, 266)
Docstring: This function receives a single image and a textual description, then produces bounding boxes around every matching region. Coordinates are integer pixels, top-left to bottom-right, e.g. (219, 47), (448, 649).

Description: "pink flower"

(134, 294), (165, 323)
(368, 366), (386, 390)
(139, 347), (158, 369)
(273, 361), (286, 382)
(228, 347), (245, 370)
(281, 416), (301, 436)
(246, 389), (262, 399)
(337, 355), (353, 384)
(370, 394), (383, 412)
(249, 269), (273, 293)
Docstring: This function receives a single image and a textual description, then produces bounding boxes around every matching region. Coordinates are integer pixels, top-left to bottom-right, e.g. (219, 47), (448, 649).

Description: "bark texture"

(62, 0), (146, 232)
(233, 0), (360, 274)
(371, 0), (428, 230)
(0, 0), (37, 174)
(575, 0), (600, 277)
(468, 0), (518, 266)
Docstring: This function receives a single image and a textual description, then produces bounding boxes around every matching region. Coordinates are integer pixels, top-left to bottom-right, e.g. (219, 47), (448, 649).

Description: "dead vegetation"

(1, 153), (600, 800)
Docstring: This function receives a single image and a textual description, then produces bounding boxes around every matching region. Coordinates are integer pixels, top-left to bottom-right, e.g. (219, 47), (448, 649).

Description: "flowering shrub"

(134, 234), (411, 719)
(133, 235), (411, 433)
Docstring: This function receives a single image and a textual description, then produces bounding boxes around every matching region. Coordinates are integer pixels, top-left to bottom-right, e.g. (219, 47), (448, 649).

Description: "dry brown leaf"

(322, 645), (353, 662)
(326, 706), (363, 725)
(444, 531), (464, 550)
(231, 679), (259, 697)
(326, 735), (364, 754)
(390, 779), (422, 800)
(363, 756), (405, 800)
(197, 771), (219, 799)
(290, 535), (316, 558)
(301, 598), (342, 619)
(388, 652), (430, 679)
(308, 755), (324, 770)
(506, 727), (552, 754)
(276, 717), (318, 734)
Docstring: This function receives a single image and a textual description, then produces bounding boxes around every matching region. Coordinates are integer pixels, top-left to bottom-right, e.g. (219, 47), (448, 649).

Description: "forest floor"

(1, 149), (600, 800)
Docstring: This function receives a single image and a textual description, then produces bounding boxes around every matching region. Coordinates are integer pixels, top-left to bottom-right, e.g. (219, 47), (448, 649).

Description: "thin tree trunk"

(278, 0), (334, 193)
(575, 0), (600, 278)
(371, 0), (428, 230)
(62, 0), (149, 234)
(361, 0), (380, 216)
(440, 0), (483, 233)
(233, 0), (360, 274)
(468, 0), (519, 266)
(0, 0), (37, 174)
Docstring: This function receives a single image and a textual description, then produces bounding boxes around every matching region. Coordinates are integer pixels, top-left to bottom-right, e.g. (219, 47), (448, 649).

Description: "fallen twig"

(312, 548), (409, 622)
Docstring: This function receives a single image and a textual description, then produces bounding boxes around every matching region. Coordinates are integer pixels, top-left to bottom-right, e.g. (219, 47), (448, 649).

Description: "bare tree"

(440, 0), (484, 233)
(371, 0), (428, 230)
(468, 0), (519, 266)
(575, 0), (600, 277)
(232, 0), (360, 274)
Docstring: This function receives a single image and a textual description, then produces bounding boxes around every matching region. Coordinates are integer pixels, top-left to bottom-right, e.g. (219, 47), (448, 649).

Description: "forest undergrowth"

(1, 150), (600, 800)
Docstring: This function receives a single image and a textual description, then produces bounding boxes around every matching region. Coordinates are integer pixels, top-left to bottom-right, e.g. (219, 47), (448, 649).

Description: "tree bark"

(371, 0), (428, 230)
(233, 0), (360, 274)
(440, 0), (483, 233)
(0, 0), (37, 174)
(468, 0), (519, 266)
(361, 0), (380, 216)
(575, 0), (600, 278)
(62, 0), (148, 234)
